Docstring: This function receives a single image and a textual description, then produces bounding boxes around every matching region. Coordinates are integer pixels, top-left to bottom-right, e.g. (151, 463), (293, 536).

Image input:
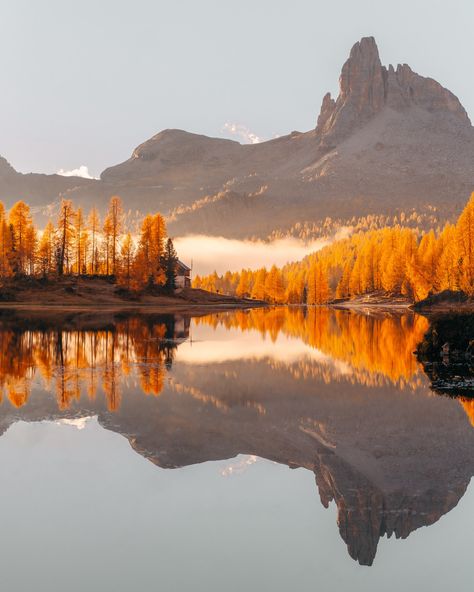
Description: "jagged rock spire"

(316, 36), (470, 142)
(315, 92), (336, 135)
(316, 37), (385, 140)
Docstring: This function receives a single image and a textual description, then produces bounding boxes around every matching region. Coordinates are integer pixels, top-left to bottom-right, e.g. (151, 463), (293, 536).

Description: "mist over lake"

(174, 234), (342, 275)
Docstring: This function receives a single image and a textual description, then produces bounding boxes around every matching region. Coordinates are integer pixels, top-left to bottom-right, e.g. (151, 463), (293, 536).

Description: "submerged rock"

(416, 314), (474, 397)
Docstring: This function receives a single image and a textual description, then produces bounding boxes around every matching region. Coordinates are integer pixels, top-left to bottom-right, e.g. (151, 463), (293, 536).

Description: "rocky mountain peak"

(384, 62), (470, 121)
(317, 36), (471, 143)
(338, 36), (385, 118)
(316, 36), (385, 141)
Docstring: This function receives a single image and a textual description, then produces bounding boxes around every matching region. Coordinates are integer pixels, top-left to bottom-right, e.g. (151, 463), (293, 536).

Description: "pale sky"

(0, 0), (472, 177)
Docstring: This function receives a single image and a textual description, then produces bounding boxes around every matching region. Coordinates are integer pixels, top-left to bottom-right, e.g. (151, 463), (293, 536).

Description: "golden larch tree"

(8, 200), (34, 274)
(88, 207), (101, 274)
(456, 192), (474, 294)
(37, 221), (56, 277)
(107, 196), (124, 275)
(0, 202), (13, 278)
(56, 199), (75, 275)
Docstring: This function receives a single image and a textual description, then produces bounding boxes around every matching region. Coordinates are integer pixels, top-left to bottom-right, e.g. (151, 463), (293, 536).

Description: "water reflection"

(0, 313), (187, 411)
(0, 307), (473, 566)
(193, 307), (429, 387)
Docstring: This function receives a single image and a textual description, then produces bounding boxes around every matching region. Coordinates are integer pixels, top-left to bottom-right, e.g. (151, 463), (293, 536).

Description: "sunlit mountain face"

(0, 307), (473, 570)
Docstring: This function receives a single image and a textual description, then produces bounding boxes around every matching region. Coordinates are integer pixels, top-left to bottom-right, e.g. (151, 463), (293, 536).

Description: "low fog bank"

(174, 230), (350, 276)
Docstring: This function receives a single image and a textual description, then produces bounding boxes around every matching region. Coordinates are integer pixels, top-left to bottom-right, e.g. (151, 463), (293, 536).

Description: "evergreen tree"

(162, 238), (178, 291)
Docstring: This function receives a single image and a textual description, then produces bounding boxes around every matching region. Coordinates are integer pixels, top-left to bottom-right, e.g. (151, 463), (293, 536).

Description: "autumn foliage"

(0, 196), (178, 291)
(195, 192), (474, 304)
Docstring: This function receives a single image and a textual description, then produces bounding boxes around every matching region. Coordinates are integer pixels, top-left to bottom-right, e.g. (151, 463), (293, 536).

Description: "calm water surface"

(0, 307), (472, 591)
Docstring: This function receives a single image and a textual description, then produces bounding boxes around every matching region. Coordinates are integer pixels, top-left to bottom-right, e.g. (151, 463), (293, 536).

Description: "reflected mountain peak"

(0, 307), (473, 567)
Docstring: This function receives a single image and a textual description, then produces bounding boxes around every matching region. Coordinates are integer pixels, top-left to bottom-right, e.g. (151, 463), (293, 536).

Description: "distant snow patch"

(222, 122), (264, 144)
(57, 165), (98, 179)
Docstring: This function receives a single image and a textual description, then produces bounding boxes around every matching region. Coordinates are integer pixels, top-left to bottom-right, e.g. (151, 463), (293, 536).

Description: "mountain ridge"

(0, 36), (472, 237)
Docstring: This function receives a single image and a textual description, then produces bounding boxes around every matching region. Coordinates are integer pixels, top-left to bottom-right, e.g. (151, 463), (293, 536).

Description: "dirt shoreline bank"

(3, 280), (474, 316)
(0, 279), (266, 315)
(0, 301), (265, 315)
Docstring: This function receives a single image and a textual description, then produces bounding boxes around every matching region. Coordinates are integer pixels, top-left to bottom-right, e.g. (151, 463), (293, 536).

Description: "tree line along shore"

(194, 192), (474, 308)
(0, 196), (182, 292)
(3, 192), (474, 310)
(0, 195), (265, 309)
